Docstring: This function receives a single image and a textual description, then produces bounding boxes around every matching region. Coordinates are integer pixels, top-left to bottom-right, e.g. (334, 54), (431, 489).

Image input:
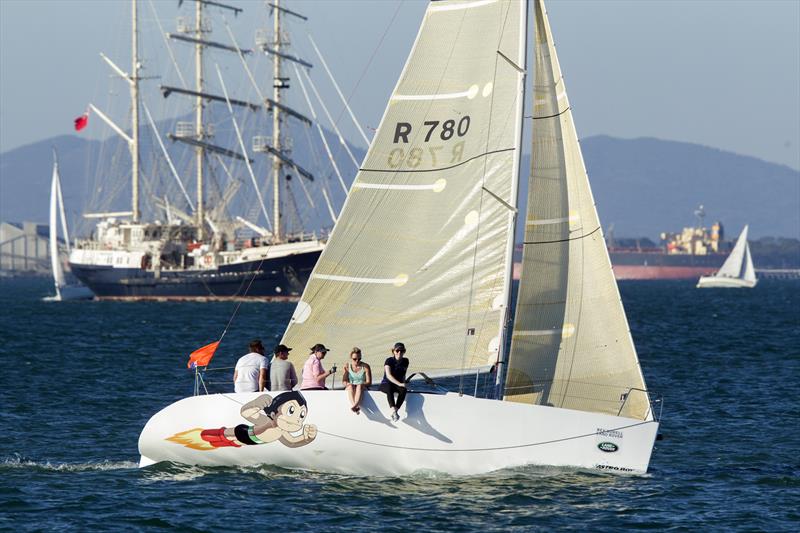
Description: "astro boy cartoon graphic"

(166, 391), (317, 450)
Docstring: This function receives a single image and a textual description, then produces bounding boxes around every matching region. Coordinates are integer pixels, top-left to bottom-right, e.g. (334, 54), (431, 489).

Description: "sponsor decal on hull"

(596, 428), (624, 439)
(594, 464), (634, 472)
(597, 441), (619, 453)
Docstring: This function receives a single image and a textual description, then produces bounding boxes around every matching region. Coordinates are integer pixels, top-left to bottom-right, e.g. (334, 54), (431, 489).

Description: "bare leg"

(346, 384), (355, 409)
(353, 384), (363, 411)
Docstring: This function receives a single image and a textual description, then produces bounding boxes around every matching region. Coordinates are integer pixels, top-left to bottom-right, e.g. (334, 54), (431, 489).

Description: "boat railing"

(191, 366), (493, 398)
(617, 387), (663, 422)
(193, 366), (235, 396)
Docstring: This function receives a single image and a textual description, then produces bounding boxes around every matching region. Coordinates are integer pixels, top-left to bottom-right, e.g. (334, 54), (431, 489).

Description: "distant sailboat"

(45, 153), (93, 302)
(139, 0), (660, 475)
(697, 225), (757, 288)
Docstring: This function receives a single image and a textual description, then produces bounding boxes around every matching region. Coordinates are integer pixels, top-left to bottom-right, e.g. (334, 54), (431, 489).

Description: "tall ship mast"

(69, 0), (354, 300)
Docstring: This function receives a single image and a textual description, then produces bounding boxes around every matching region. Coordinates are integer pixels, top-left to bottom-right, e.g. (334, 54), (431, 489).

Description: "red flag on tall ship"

(187, 341), (220, 369)
(74, 112), (89, 131)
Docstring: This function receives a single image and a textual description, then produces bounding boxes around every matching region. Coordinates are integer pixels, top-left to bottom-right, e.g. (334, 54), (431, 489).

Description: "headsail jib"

(503, 0), (651, 421)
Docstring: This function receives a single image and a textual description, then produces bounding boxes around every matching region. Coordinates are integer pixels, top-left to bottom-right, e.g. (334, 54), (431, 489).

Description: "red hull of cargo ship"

(612, 265), (718, 280)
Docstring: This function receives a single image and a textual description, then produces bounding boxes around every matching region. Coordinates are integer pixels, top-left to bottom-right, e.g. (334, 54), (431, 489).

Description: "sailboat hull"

(696, 276), (757, 288)
(138, 390), (658, 475)
(43, 284), (94, 302)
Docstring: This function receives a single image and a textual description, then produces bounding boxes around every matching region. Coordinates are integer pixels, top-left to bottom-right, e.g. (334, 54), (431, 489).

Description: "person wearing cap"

(269, 344), (298, 391)
(233, 339), (269, 393)
(301, 343), (336, 390)
(380, 342), (410, 422)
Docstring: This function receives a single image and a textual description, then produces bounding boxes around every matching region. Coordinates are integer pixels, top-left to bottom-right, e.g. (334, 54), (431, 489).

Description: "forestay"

(282, 0), (527, 381)
(504, 0), (651, 420)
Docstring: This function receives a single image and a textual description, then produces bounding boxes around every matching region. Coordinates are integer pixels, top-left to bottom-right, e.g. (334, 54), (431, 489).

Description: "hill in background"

(578, 135), (799, 240)
(1, 133), (798, 242)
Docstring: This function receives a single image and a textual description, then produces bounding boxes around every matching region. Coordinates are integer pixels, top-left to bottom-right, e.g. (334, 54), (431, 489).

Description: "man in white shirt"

(233, 339), (269, 393)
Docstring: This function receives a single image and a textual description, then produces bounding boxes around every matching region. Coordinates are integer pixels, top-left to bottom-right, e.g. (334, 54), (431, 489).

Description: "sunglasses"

(394, 349), (406, 353)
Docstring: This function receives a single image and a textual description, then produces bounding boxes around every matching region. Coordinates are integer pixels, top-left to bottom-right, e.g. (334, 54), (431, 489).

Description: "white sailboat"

(697, 225), (757, 288)
(139, 0), (660, 475)
(45, 153), (94, 302)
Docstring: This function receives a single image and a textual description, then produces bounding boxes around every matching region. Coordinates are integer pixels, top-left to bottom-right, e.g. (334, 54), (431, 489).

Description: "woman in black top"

(380, 342), (409, 422)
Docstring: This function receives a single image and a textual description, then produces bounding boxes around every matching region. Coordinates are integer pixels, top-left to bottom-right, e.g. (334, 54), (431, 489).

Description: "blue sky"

(1, 0), (798, 170)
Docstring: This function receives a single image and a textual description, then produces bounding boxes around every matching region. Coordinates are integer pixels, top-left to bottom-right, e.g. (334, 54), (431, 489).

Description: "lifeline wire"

(212, 390), (654, 453)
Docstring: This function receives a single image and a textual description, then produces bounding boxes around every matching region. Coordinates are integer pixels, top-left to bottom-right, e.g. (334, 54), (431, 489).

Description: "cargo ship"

(608, 218), (730, 280)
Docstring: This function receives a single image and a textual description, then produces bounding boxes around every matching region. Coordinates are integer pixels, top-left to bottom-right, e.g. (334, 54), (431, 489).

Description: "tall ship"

(607, 207), (730, 280)
(69, 0), (356, 300)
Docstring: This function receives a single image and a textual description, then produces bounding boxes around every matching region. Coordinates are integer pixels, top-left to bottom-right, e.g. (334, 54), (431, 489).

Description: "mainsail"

(717, 225), (749, 279)
(504, 0), (651, 420)
(282, 0), (527, 380)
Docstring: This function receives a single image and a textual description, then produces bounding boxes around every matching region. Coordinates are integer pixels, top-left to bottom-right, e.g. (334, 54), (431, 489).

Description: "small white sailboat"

(697, 225), (757, 288)
(139, 0), (660, 475)
(45, 153), (93, 302)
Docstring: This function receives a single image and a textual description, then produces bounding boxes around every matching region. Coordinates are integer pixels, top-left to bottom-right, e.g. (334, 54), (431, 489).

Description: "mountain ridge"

(1, 133), (797, 240)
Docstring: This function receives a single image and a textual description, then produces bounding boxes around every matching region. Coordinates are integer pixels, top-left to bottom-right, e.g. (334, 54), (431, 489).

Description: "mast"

(195, 0), (205, 240)
(495, 0), (530, 395)
(272, 0), (283, 242)
(131, 0), (141, 223)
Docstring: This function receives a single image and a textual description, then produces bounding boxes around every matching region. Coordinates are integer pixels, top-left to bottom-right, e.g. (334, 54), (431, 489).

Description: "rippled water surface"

(1, 278), (798, 531)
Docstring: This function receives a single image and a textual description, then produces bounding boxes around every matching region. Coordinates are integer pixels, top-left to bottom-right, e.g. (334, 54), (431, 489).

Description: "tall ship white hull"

(139, 390), (659, 475)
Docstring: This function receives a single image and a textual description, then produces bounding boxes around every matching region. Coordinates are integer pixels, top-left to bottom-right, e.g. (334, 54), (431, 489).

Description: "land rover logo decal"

(598, 442), (619, 453)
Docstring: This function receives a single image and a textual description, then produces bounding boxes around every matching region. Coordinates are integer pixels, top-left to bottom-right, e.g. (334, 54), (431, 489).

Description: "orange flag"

(187, 341), (220, 369)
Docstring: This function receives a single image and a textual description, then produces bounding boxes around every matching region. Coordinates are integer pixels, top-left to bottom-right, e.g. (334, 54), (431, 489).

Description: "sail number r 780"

(393, 116), (471, 144)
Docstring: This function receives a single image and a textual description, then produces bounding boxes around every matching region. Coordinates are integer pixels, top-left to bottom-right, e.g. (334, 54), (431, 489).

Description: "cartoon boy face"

(276, 400), (308, 432)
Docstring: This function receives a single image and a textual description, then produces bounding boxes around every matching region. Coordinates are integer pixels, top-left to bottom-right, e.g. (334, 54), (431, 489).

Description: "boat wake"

(1, 454), (138, 472)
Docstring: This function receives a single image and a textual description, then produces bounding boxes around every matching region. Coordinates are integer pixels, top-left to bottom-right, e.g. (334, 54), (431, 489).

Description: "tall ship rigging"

(69, 0), (357, 300)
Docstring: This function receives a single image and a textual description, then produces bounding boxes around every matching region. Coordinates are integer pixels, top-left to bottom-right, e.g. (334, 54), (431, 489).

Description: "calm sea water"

(1, 278), (798, 531)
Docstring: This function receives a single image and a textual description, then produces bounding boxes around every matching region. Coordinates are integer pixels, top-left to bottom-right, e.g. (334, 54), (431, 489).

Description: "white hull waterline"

(696, 276), (757, 289)
(139, 389), (659, 475)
